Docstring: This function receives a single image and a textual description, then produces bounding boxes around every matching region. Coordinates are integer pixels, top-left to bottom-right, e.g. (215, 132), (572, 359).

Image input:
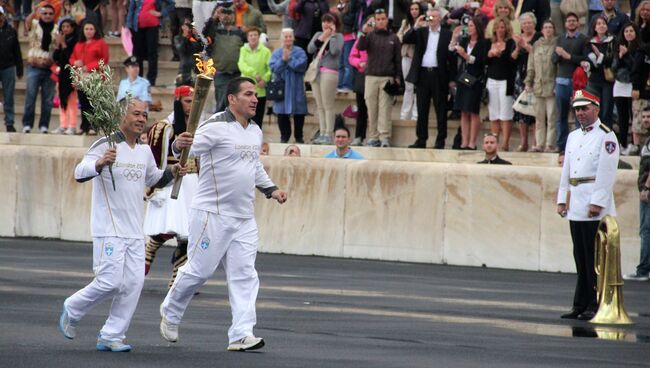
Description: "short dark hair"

(226, 77), (256, 97)
(334, 126), (351, 137)
(321, 12), (339, 29)
(565, 12), (579, 21)
(643, 105), (650, 113)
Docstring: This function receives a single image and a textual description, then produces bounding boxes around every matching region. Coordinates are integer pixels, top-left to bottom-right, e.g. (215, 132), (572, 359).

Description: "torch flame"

(194, 53), (216, 77)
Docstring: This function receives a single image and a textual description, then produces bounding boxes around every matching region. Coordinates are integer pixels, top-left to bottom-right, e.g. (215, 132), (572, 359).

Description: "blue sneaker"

(96, 336), (132, 352)
(58, 302), (77, 339)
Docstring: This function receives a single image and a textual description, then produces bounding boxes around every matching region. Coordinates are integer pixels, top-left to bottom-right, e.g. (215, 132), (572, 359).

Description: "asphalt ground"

(0, 238), (649, 368)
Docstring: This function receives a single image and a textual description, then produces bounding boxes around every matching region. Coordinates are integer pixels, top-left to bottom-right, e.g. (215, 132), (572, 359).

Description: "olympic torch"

(170, 55), (216, 200)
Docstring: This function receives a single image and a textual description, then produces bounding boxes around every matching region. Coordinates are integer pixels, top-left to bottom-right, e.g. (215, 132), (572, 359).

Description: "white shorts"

(487, 78), (514, 121)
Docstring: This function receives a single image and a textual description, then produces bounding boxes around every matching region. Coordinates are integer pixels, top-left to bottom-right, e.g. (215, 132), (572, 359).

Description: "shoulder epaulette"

(599, 124), (612, 133)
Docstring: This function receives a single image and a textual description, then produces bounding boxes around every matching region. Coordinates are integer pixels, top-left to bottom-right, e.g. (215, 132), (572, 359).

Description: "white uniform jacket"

(557, 119), (620, 221)
(175, 109), (276, 219)
(75, 131), (174, 238)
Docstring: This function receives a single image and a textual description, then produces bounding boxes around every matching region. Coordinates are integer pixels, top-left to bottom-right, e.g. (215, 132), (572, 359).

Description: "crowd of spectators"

(0, 0), (648, 157)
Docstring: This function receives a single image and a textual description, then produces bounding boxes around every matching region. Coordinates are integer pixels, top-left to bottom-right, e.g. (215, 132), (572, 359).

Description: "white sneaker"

(351, 137), (363, 146)
(159, 304), (179, 342)
(40, 126), (49, 134)
(227, 336), (265, 351)
(65, 128), (76, 135)
(96, 336), (132, 352)
(58, 301), (78, 339)
(622, 144), (639, 156)
(22, 126), (31, 133)
(51, 127), (66, 134)
(622, 273), (649, 281)
(380, 138), (391, 147)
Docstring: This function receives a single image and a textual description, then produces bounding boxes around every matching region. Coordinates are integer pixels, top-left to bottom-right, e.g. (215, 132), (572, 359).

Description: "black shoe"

(434, 141), (445, 149)
(560, 309), (583, 319)
(6, 125), (16, 132)
(171, 55), (180, 62)
(577, 310), (596, 321)
(408, 140), (426, 149)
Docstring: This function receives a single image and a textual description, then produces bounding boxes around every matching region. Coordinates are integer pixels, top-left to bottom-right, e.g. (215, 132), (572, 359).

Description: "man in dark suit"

(403, 7), (456, 149)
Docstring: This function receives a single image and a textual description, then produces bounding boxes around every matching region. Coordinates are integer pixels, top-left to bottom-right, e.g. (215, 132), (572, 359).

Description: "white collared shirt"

(421, 27), (440, 67)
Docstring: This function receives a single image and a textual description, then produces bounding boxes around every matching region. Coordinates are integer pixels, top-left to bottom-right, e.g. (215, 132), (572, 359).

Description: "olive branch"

(67, 60), (128, 190)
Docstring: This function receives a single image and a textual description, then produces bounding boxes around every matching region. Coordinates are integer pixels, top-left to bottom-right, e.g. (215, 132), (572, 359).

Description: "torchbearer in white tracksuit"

(159, 77), (288, 352)
(58, 99), (187, 352)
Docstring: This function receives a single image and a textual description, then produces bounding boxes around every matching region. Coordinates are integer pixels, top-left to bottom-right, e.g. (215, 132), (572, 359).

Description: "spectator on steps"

(0, 5), (23, 133)
(52, 17), (78, 135)
(238, 26), (272, 128)
(22, 4), (57, 134)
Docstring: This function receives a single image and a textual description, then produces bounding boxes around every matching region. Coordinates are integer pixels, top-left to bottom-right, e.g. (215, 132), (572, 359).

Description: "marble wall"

(0, 146), (641, 274)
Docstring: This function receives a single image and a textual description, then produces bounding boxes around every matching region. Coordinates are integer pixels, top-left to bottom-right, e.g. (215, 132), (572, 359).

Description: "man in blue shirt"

(117, 56), (152, 106)
(324, 126), (364, 159)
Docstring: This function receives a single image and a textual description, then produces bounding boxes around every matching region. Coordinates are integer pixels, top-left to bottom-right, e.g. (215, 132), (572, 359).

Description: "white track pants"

(161, 210), (260, 343)
(65, 237), (145, 342)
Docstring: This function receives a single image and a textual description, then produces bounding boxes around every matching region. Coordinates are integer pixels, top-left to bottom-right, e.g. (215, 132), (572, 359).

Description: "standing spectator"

(549, 0), (564, 35)
(552, 12), (587, 152)
(451, 16), (487, 150)
(477, 133), (512, 164)
(116, 56), (152, 104)
(582, 15), (615, 129)
(22, 4), (57, 134)
(337, 0), (355, 94)
(348, 15), (371, 146)
(176, 20), (205, 85)
(556, 88), (619, 321)
(238, 26), (271, 128)
(594, 0), (629, 36)
(324, 126), (364, 159)
(512, 0), (549, 32)
(485, 0), (520, 37)
(107, 0), (126, 37)
(525, 19), (558, 152)
(351, 0), (385, 33)
(81, 0), (103, 27)
(637, 0), (650, 44)
(623, 106), (650, 281)
(233, 0), (266, 33)
(612, 23), (639, 153)
(168, 0), (192, 61)
(126, 0), (174, 86)
(486, 16), (516, 151)
(588, 0), (603, 25)
(308, 12), (342, 144)
(52, 17), (78, 135)
(0, 5), (23, 133)
(12, 0), (31, 32)
(629, 33), (650, 156)
(511, 12), (540, 152)
(293, 0), (329, 64)
(397, 1), (422, 123)
(204, 4), (246, 112)
(269, 28), (309, 143)
(403, 8), (455, 149)
(357, 9), (401, 147)
(69, 19), (109, 135)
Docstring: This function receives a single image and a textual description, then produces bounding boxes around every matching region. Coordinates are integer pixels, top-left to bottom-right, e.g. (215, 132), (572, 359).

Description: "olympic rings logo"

(239, 150), (259, 162)
(123, 169), (143, 181)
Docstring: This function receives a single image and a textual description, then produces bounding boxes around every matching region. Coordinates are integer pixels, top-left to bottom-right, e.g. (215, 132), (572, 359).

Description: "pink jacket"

(348, 37), (368, 73)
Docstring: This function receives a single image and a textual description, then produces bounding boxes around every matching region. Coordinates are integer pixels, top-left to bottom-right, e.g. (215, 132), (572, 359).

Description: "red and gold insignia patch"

(605, 141), (617, 154)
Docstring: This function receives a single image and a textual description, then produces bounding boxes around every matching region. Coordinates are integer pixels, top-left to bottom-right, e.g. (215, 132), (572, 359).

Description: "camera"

(460, 14), (471, 26)
(425, 15), (433, 21)
(368, 21), (376, 27)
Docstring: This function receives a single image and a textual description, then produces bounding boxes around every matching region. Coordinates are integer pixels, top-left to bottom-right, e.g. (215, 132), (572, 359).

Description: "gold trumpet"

(170, 55), (216, 200)
(591, 215), (633, 325)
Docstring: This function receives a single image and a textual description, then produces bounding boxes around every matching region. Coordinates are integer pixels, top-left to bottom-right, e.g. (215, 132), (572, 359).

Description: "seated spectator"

(117, 56), (153, 105)
(284, 144), (301, 156)
(325, 126), (364, 159)
(233, 0), (266, 33)
(477, 133), (512, 164)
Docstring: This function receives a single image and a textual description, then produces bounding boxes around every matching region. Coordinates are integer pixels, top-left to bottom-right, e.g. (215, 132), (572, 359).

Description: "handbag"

(457, 70), (478, 87)
(383, 79), (405, 96)
(266, 75), (285, 101)
(305, 36), (331, 83)
(604, 67), (615, 82)
(513, 90), (536, 117)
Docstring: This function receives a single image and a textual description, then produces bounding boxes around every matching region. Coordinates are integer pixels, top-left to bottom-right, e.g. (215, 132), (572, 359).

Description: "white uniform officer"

(58, 99), (186, 352)
(159, 77), (287, 352)
(556, 89), (619, 321)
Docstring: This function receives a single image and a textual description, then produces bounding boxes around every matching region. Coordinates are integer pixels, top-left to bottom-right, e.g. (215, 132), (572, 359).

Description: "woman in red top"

(69, 20), (109, 134)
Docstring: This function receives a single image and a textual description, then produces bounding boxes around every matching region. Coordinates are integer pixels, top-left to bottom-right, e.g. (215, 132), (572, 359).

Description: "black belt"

(569, 177), (596, 186)
(421, 66), (439, 72)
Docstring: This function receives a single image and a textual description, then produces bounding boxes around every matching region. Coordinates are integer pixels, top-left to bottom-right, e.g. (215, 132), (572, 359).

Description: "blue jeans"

(22, 66), (56, 129)
(0, 66), (16, 127)
(637, 200), (650, 275)
(555, 82), (573, 151)
(337, 39), (354, 90)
